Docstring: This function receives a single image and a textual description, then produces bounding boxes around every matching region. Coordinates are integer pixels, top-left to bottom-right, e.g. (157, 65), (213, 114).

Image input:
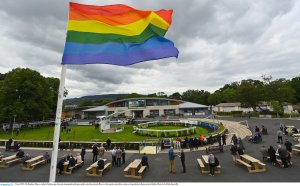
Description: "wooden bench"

(98, 163), (111, 177)
(197, 158), (207, 173)
(292, 149), (300, 154)
(22, 155), (46, 171)
(0, 155), (22, 168)
(138, 166), (147, 178)
(257, 161), (266, 171)
(123, 163), (131, 176)
(206, 145), (223, 153)
(236, 159), (252, 172)
(124, 159), (142, 179)
(65, 161), (83, 174)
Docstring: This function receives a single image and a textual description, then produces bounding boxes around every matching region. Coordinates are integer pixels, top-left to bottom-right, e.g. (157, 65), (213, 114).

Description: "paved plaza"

(0, 117), (300, 182)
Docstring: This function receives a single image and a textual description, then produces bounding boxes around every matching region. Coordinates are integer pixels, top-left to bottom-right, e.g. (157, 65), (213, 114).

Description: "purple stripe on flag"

(62, 46), (179, 66)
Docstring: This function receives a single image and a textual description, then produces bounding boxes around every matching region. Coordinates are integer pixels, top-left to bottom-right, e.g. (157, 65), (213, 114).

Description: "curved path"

(196, 118), (252, 145)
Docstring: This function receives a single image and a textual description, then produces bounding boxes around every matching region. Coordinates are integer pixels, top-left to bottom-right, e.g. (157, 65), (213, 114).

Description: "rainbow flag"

(62, 2), (179, 66)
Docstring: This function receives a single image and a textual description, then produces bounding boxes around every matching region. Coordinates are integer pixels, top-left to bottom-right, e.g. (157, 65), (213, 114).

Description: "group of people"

(172, 133), (226, 151)
(57, 153), (82, 175)
(230, 134), (245, 162)
(111, 146), (126, 167)
(260, 141), (293, 168)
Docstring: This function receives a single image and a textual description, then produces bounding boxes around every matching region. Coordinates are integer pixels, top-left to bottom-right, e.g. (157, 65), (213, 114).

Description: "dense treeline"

(0, 68), (61, 123)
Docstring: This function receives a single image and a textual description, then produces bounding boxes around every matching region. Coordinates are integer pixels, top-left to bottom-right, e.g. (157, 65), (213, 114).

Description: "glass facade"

(149, 110), (159, 116)
(164, 109), (176, 115)
(146, 99), (170, 106)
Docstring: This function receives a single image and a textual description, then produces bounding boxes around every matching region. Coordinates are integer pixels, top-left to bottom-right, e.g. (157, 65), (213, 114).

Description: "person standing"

(80, 145), (86, 162)
(268, 145), (277, 165)
(221, 133), (226, 146)
(99, 143), (105, 159)
(116, 147), (122, 167)
(168, 147), (175, 173)
(260, 145), (268, 160)
(231, 134), (238, 146)
(277, 129), (283, 144)
(193, 137), (199, 150)
(188, 136), (194, 151)
(92, 143), (98, 162)
(178, 149), (186, 173)
(106, 138), (111, 151)
(111, 147), (117, 167)
(284, 139), (293, 152)
(277, 145), (288, 168)
(217, 133), (221, 147)
(208, 153), (216, 176)
(121, 146), (126, 164)
(230, 144), (238, 162)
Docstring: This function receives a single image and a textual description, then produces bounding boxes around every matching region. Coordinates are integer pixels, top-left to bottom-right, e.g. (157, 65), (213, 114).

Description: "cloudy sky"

(1, 0), (299, 99)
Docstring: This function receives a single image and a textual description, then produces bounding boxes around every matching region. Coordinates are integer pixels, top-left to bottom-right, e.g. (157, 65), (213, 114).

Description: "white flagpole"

(49, 64), (67, 182)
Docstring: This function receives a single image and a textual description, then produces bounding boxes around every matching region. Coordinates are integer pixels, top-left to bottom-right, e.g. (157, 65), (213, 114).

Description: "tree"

(290, 77), (300, 104)
(169, 92), (182, 100)
(237, 79), (264, 110)
(182, 89), (211, 105)
(271, 100), (283, 118)
(0, 68), (60, 123)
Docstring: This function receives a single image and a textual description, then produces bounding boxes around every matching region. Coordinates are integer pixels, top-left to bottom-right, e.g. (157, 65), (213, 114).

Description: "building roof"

(215, 102), (241, 107)
(179, 102), (209, 109)
(83, 106), (107, 112)
(106, 97), (184, 105)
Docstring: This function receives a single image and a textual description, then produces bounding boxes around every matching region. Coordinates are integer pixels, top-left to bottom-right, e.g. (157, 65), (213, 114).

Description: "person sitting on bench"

(57, 157), (65, 175)
(75, 153), (83, 164)
(292, 127), (298, 134)
(141, 153), (149, 168)
(43, 152), (51, 163)
(21, 153), (31, 164)
(97, 158), (105, 170)
(68, 155), (76, 169)
(16, 149), (25, 158)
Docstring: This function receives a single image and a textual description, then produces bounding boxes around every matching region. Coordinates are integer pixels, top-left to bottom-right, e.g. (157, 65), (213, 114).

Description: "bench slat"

(124, 163), (131, 173)
(138, 166), (147, 174)
(236, 159), (251, 168)
(31, 160), (46, 167)
(197, 159), (205, 168)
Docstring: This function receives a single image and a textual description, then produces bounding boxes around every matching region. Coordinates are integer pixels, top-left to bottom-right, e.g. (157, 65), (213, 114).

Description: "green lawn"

(0, 124), (223, 142)
(149, 125), (187, 130)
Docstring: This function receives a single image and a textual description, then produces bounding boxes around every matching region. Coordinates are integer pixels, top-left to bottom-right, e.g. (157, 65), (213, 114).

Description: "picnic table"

(124, 159), (147, 179)
(86, 159), (109, 177)
(293, 144), (300, 154)
(238, 154), (266, 173)
(197, 155), (221, 174)
(0, 155), (21, 168)
(21, 155), (46, 170)
(63, 160), (84, 174)
(292, 134), (300, 142)
(205, 145), (223, 153)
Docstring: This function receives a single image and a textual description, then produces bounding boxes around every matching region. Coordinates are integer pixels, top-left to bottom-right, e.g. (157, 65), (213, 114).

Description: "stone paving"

(0, 117), (300, 182)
